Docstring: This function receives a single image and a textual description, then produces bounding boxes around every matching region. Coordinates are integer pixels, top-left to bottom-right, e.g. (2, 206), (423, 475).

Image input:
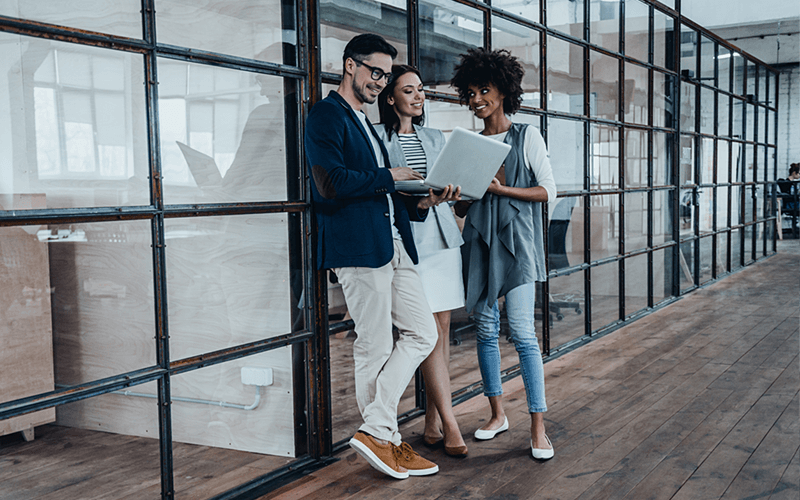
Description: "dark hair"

(342, 33), (397, 67)
(790, 163), (800, 176)
(450, 48), (525, 115)
(378, 65), (424, 139)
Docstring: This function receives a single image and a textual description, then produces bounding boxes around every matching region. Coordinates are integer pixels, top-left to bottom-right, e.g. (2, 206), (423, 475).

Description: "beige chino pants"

(334, 240), (438, 445)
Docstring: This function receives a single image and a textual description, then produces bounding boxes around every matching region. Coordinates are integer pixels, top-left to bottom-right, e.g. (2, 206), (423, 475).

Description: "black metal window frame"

(0, 1), (781, 499)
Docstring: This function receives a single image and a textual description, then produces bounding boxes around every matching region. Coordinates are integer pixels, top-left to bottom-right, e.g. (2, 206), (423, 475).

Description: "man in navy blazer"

(305, 34), (459, 479)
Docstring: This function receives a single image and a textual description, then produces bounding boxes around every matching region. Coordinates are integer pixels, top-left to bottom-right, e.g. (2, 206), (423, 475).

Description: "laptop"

(394, 127), (512, 200)
(176, 141), (224, 188)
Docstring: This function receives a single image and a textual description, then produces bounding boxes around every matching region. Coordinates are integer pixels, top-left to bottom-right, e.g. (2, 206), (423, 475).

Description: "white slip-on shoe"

(474, 416), (509, 440)
(531, 435), (554, 460)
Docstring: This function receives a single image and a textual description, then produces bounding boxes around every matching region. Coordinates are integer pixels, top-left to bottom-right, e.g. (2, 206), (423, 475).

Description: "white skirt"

(416, 246), (465, 313)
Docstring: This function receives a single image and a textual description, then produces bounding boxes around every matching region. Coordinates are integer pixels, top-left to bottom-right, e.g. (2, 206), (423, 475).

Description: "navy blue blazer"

(305, 91), (428, 270)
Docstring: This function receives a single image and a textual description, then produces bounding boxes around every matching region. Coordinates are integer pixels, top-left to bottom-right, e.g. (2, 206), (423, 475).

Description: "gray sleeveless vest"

(461, 123), (547, 313)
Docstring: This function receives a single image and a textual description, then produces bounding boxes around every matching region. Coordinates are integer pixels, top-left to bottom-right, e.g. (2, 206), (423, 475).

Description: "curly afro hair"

(450, 48), (525, 115)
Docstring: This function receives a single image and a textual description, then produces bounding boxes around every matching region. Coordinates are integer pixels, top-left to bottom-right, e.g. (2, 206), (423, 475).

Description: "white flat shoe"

(531, 435), (554, 460)
(474, 416), (509, 440)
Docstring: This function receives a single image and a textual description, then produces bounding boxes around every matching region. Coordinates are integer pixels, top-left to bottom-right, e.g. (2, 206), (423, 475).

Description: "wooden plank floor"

(263, 245), (799, 500)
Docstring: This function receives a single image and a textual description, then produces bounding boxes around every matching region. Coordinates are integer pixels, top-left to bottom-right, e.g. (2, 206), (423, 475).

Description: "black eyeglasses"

(352, 59), (394, 84)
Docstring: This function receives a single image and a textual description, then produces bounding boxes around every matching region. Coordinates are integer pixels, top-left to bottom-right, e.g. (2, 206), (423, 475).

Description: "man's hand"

(390, 167), (424, 181)
(486, 177), (503, 195)
(417, 184), (461, 211)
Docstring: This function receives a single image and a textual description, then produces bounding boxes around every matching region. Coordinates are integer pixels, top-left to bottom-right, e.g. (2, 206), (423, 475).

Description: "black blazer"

(305, 91), (427, 269)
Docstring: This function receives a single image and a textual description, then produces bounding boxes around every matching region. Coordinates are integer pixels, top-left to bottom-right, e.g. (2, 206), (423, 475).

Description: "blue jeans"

(474, 282), (547, 413)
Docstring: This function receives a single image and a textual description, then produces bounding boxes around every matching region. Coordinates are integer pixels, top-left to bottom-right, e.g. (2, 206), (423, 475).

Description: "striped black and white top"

(397, 132), (428, 176)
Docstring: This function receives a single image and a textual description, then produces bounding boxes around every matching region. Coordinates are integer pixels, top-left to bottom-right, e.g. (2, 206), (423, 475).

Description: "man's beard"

(353, 79), (379, 105)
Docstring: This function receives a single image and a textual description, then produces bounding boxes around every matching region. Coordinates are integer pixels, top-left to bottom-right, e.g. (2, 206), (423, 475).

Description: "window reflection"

(547, 36), (584, 115)
(493, 0), (540, 24)
(590, 194), (619, 261)
(625, 129), (648, 188)
(548, 118), (584, 191)
(420, 0), (482, 87)
(547, 0), (584, 38)
(0, 33), (149, 210)
(590, 50), (618, 121)
(493, 17), (541, 109)
(157, 0), (297, 65)
(591, 125), (619, 190)
(653, 130), (673, 187)
(699, 35), (715, 83)
(0, 0), (142, 38)
(625, 191), (648, 251)
(159, 60), (294, 204)
(653, 9), (674, 70)
(653, 70), (676, 129)
(624, 0), (649, 63)
(320, 0), (408, 74)
(680, 81), (696, 132)
(589, 0), (620, 53)
(625, 63), (649, 126)
(700, 87), (714, 135)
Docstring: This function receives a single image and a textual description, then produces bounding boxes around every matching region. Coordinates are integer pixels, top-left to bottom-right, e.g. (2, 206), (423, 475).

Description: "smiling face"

(387, 71), (425, 119)
(349, 52), (393, 106)
(467, 82), (505, 120)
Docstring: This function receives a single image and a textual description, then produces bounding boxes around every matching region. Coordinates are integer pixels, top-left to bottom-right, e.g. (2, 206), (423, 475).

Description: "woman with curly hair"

(451, 47), (557, 460)
(376, 64), (468, 457)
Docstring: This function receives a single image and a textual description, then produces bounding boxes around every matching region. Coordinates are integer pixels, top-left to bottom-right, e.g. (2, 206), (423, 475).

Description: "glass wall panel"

(43, 220), (156, 386)
(718, 92), (730, 137)
(733, 53), (745, 97)
(624, 191), (648, 252)
(591, 125), (619, 190)
(717, 186), (730, 231)
(590, 50), (619, 121)
(659, 0), (675, 9)
(679, 134), (694, 185)
(625, 128), (648, 188)
(156, 0), (297, 64)
(699, 87), (714, 135)
(589, 0), (620, 53)
(158, 60), (295, 205)
(743, 143), (754, 183)
(653, 130), (672, 187)
(493, 17), (542, 109)
(767, 147), (776, 182)
(680, 81), (696, 132)
(699, 235), (713, 284)
(589, 194), (619, 261)
(746, 103), (756, 143)
(420, 0), (482, 86)
(653, 9), (674, 70)
(591, 262), (619, 331)
(718, 230), (729, 273)
(732, 97), (744, 138)
(548, 117), (584, 191)
(624, 0), (649, 63)
(1, 384), (160, 497)
(653, 70), (676, 129)
(547, 36), (584, 116)
(757, 106), (766, 145)
(321, 0), (408, 74)
(653, 247), (674, 304)
(698, 137), (714, 185)
(170, 357), (297, 498)
(625, 63), (649, 126)
(731, 228), (743, 269)
(426, 99), (483, 133)
(549, 195), (582, 271)
(0, 33), (150, 210)
(625, 253), (648, 316)
(493, 0), (539, 24)
(699, 35), (715, 82)
(0, 0), (142, 38)
(549, 271), (586, 347)
(680, 25), (697, 75)
(653, 189), (674, 245)
(718, 48), (731, 92)
(547, 0), (584, 38)
(746, 62), (757, 97)
(718, 139), (731, 185)
(732, 184), (743, 226)
(679, 238), (695, 291)
(166, 214), (295, 360)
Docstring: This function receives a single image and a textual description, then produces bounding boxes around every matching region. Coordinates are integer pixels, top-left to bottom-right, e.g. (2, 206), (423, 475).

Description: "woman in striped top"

(376, 65), (468, 457)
